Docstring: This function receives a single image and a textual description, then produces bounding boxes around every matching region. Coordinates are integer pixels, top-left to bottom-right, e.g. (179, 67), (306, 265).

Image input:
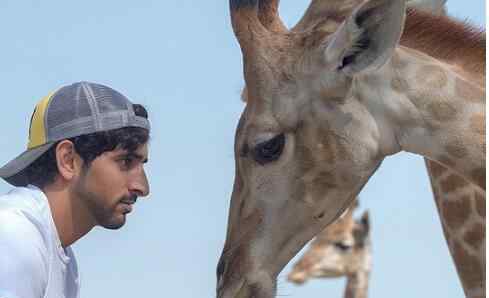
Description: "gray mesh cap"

(0, 81), (150, 186)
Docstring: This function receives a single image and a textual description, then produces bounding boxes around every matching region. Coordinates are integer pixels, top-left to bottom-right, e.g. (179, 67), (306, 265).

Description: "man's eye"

(252, 134), (285, 165)
(119, 158), (134, 168)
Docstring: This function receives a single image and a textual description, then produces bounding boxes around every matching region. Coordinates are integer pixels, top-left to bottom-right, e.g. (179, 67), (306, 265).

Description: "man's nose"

(129, 167), (150, 197)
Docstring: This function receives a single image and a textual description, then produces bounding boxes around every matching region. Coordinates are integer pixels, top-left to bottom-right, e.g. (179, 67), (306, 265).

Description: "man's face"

(74, 143), (150, 229)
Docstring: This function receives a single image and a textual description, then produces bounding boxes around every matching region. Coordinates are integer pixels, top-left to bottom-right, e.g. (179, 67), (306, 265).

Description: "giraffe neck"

(344, 269), (369, 298)
(356, 47), (485, 188)
(425, 160), (485, 297)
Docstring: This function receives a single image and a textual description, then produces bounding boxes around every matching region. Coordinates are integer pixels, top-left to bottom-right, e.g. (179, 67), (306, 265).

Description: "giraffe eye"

(333, 242), (352, 252)
(252, 134), (285, 165)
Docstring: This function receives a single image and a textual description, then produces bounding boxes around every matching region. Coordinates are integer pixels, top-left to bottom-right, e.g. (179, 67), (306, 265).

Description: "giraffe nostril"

(217, 259), (226, 278)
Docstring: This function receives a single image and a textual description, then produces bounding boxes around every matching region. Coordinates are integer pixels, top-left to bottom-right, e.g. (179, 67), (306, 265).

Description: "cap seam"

(47, 114), (149, 141)
(81, 82), (101, 131)
(43, 91), (57, 143)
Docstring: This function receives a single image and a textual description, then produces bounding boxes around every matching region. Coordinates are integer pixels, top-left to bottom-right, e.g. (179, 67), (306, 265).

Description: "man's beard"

(90, 193), (127, 230)
(74, 177), (133, 230)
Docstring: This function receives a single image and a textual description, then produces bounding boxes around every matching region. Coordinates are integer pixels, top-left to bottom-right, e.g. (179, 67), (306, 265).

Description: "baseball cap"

(0, 81), (150, 186)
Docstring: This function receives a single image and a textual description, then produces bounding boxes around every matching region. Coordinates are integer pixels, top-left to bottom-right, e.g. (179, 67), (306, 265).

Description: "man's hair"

(26, 104), (149, 188)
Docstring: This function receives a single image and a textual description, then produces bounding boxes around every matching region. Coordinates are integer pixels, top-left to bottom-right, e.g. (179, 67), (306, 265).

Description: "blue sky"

(0, 1), (484, 297)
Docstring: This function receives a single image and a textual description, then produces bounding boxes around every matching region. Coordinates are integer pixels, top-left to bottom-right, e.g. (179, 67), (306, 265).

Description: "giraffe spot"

(312, 171), (336, 187)
(463, 222), (485, 251)
(310, 171), (337, 200)
(391, 75), (409, 92)
(320, 87), (347, 104)
(340, 172), (355, 185)
(452, 241), (484, 289)
(455, 77), (484, 103)
(408, 90), (458, 122)
(442, 196), (471, 230)
(445, 140), (468, 159)
(426, 160), (446, 179)
(474, 192), (485, 218)
(335, 140), (349, 161)
(297, 144), (315, 174)
(469, 114), (485, 136)
(415, 65), (448, 89)
(318, 134), (337, 163)
(426, 99), (458, 122)
(471, 168), (485, 189)
(440, 174), (470, 193)
(437, 155), (456, 168)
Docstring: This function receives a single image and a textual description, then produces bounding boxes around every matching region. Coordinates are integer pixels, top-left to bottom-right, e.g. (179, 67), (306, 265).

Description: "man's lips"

(120, 196), (138, 213)
(120, 195), (138, 205)
(120, 199), (137, 205)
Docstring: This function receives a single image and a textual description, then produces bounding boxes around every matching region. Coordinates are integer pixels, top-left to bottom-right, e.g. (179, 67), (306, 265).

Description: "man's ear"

(55, 140), (83, 181)
(324, 0), (406, 75)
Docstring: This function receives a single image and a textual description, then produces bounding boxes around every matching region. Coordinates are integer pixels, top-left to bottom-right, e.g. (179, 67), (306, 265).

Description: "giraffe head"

(217, 1), (407, 297)
(287, 209), (371, 284)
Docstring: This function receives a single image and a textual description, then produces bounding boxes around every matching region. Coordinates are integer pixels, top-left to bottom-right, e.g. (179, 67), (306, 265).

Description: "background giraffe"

(288, 201), (371, 298)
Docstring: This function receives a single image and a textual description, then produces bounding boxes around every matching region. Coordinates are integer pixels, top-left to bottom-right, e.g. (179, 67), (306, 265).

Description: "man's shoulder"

(0, 207), (48, 248)
(0, 206), (50, 298)
(0, 187), (51, 248)
(0, 186), (47, 210)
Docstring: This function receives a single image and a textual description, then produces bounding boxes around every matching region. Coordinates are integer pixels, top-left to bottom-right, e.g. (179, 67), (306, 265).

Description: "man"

(0, 82), (150, 298)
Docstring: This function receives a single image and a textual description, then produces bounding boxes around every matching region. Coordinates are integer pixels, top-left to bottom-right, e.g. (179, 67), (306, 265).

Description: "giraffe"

(216, 1), (485, 298)
(287, 201), (372, 298)
(288, 1), (485, 297)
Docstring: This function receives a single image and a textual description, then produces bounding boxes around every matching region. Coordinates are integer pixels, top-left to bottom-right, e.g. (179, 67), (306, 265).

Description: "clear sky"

(0, 1), (484, 297)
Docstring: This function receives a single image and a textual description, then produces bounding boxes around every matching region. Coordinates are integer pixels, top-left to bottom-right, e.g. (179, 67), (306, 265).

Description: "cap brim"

(0, 143), (55, 186)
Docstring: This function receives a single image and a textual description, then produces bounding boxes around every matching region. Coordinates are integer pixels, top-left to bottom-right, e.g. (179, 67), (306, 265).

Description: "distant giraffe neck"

(344, 269), (370, 298)
(425, 160), (485, 298)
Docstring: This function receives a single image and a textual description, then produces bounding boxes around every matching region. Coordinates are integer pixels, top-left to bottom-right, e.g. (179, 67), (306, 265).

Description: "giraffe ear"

(359, 211), (370, 235)
(323, 0), (406, 75)
(353, 210), (371, 246)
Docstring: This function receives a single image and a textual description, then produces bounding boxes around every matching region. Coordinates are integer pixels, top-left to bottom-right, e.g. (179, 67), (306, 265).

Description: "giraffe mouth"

(316, 270), (344, 278)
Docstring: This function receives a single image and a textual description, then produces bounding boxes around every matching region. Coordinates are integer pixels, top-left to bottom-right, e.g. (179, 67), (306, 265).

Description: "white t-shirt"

(0, 186), (80, 298)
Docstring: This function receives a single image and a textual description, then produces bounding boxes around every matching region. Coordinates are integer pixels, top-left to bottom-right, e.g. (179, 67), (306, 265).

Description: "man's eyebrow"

(118, 152), (149, 163)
